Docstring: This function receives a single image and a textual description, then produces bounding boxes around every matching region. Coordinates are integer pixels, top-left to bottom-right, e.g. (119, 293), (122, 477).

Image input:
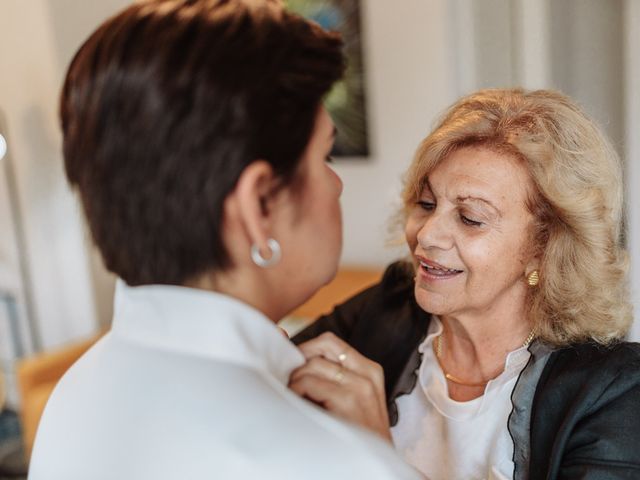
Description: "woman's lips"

(416, 256), (463, 281)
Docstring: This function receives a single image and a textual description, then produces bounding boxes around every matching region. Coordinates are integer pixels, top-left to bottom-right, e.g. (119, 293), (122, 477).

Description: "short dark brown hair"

(61, 0), (344, 285)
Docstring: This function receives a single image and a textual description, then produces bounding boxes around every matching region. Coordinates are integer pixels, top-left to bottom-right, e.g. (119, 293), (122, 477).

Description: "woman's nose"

(416, 211), (454, 251)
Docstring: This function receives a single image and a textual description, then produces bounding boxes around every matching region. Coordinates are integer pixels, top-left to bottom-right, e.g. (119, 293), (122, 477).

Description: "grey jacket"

(294, 261), (640, 479)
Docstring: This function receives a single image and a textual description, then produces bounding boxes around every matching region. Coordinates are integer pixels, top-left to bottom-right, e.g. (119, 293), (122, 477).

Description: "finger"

(289, 375), (387, 433)
(290, 366), (379, 412)
(289, 374), (342, 403)
(289, 357), (348, 385)
(295, 332), (388, 412)
(296, 332), (350, 360)
(289, 374), (361, 413)
(297, 333), (386, 396)
(297, 332), (365, 372)
(289, 374), (392, 441)
(290, 357), (377, 390)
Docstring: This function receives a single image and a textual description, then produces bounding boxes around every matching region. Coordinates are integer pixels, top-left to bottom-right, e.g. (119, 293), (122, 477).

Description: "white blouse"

(391, 318), (531, 480)
(30, 282), (421, 480)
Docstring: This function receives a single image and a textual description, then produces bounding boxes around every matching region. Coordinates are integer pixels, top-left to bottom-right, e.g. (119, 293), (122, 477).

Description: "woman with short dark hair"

(28, 1), (421, 479)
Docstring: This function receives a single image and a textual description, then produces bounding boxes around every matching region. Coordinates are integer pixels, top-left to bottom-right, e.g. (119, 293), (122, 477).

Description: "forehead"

(427, 146), (533, 207)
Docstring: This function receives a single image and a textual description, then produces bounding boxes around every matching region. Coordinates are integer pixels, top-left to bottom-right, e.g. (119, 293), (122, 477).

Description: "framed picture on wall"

(287, 0), (370, 158)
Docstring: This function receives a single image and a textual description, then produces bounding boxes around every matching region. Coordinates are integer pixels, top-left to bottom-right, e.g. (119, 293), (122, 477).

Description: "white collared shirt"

(391, 318), (531, 480)
(30, 282), (420, 480)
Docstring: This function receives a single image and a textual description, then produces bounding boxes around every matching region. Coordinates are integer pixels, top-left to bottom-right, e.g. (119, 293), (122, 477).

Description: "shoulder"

(554, 340), (640, 360)
(538, 341), (640, 398)
(378, 260), (416, 297)
(342, 259), (419, 320)
(331, 260), (416, 311)
(33, 335), (418, 480)
(292, 260), (422, 345)
(532, 341), (640, 430)
(529, 342), (640, 476)
(326, 260), (427, 357)
(544, 341), (640, 384)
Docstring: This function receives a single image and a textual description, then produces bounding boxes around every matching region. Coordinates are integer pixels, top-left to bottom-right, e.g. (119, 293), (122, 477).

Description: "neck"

(185, 267), (285, 323)
(435, 298), (533, 399)
(440, 312), (532, 361)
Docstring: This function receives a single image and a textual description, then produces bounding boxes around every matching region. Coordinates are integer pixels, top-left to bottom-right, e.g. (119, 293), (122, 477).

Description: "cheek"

(330, 202), (342, 245)
(458, 239), (492, 272)
(461, 232), (528, 281)
(317, 186), (342, 249)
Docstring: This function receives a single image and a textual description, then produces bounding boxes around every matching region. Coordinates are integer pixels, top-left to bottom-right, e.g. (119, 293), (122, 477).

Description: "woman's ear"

(232, 160), (278, 254)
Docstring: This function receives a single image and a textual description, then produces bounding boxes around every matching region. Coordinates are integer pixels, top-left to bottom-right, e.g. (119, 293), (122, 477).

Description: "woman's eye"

(417, 200), (435, 211)
(325, 155), (334, 164)
(461, 214), (483, 226)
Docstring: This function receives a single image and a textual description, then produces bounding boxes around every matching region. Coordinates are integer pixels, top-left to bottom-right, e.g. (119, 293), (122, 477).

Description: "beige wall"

(0, 0), (637, 347)
(332, 0), (459, 267)
(0, 0), (97, 352)
(624, 0), (640, 341)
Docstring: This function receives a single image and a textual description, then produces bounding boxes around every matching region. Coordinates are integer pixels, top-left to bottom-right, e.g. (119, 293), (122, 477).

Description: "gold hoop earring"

(526, 270), (540, 287)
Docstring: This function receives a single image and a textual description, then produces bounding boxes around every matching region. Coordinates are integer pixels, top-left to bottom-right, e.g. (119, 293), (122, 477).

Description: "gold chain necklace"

(434, 329), (536, 388)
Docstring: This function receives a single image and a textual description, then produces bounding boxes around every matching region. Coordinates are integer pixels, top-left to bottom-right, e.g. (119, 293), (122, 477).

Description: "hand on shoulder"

(289, 332), (393, 442)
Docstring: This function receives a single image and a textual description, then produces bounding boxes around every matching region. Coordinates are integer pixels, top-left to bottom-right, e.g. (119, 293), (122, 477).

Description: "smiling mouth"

(418, 258), (463, 278)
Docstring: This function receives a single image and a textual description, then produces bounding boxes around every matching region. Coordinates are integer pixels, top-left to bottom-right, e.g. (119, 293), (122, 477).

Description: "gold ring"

(333, 367), (345, 385)
(337, 352), (347, 365)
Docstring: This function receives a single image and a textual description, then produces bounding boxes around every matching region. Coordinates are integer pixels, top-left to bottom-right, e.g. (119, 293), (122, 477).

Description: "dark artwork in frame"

(287, 0), (370, 158)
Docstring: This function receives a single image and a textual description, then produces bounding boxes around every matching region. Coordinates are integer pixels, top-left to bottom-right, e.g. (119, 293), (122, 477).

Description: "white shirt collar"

(111, 280), (305, 385)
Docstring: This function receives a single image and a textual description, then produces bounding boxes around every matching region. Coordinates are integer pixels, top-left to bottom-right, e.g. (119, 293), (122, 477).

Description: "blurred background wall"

(0, 0), (638, 406)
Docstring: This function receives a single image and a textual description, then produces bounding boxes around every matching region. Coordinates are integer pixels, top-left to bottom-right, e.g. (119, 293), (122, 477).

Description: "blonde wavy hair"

(403, 88), (632, 346)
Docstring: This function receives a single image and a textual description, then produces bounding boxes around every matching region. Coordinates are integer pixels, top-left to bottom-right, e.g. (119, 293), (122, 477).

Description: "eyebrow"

(423, 180), (502, 216)
(422, 177), (500, 212)
(456, 196), (501, 216)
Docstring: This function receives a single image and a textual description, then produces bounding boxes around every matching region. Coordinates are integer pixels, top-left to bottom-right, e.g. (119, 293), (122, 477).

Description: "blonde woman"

(291, 89), (640, 479)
